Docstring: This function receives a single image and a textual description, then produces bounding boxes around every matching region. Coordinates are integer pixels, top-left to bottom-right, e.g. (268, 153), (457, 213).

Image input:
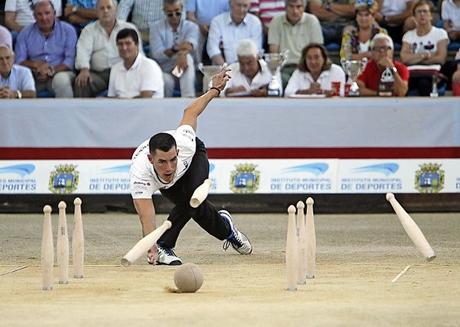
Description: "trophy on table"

(340, 58), (367, 97)
(263, 50), (288, 97)
(198, 63), (227, 91)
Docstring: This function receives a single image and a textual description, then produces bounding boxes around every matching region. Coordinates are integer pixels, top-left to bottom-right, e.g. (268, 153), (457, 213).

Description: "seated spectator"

(117, 0), (163, 43)
(15, 0), (76, 98)
(452, 49), (460, 95)
(357, 33), (409, 96)
(207, 0), (262, 65)
(249, 0), (285, 49)
(4, 0), (62, 33)
(374, 0), (415, 44)
(0, 44), (36, 98)
(340, 0), (387, 61)
(0, 24), (13, 48)
(441, 0), (460, 42)
(186, 0), (229, 64)
(150, 0), (198, 98)
(268, 0), (323, 88)
(108, 28), (164, 98)
(400, 0), (449, 96)
(73, 0), (141, 97)
(64, 0), (98, 33)
(307, 0), (355, 45)
(284, 43), (346, 97)
(223, 38), (280, 96)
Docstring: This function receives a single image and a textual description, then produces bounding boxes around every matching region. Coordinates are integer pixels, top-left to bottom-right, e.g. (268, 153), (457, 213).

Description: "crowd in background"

(0, 0), (460, 99)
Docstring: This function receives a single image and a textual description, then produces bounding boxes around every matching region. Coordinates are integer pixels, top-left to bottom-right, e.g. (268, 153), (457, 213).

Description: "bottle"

(430, 74), (438, 98)
(378, 67), (394, 97)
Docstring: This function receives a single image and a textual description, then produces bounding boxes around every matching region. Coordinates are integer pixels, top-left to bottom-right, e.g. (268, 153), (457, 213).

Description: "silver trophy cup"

(263, 51), (288, 97)
(340, 58), (367, 97)
(198, 63), (226, 91)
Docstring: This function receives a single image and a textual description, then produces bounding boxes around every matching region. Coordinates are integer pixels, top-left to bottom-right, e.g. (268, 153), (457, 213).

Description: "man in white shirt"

(207, 0), (262, 65)
(150, 0), (199, 97)
(74, 0), (141, 97)
(108, 28), (164, 98)
(130, 68), (252, 265)
(0, 44), (36, 98)
(223, 38), (280, 96)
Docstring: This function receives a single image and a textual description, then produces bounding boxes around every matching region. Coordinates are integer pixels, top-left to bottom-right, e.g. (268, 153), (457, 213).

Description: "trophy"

(263, 51), (288, 97)
(198, 63), (226, 91)
(340, 58), (367, 97)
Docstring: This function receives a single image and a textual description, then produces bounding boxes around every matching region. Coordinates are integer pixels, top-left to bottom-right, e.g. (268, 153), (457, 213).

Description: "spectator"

(0, 44), (36, 98)
(268, 0), (323, 88)
(63, 0), (98, 32)
(374, 0), (415, 44)
(108, 28), (164, 98)
(357, 33), (409, 96)
(452, 49), (460, 95)
(73, 0), (141, 97)
(186, 0), (229, 63)
(340, 0), (387, 61)
(150, 0), (199, 98)
(207, 0), (262, 65)
(284, 43), (346, 97)
(249, 0), (285, 49)
(307, 0), (355, 45)
(117, 0), (163, 43)
(223, 38), (280, 96)
(441, 0), (460, 42)
(15, 0), (76, 98)
(4, 0), (62, 33)
(400, 0), (448, 96)
(0, 24), (13, 48)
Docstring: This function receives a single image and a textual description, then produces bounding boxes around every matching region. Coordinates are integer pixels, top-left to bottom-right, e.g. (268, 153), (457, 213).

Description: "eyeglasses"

(166, 11), (181, 17)
(372, 46), (392, 52)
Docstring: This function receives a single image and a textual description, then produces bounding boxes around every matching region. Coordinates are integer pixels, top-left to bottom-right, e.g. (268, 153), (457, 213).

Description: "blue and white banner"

(0, 159), (458, 194)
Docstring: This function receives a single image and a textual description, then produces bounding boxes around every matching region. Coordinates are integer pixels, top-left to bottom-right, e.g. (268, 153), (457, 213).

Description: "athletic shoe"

(156, 246), (182, 265)
(220, 210), (253, 255)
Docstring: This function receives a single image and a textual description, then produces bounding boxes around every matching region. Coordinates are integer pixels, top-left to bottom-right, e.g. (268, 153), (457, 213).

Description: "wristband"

(16, 90), (22, 99)
(209, 87), (221, 96)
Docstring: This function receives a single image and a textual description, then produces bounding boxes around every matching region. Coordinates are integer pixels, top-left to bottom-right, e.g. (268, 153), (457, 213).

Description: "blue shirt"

(150, 18), (199, 70)
(0, 64), (35, 91)
(14, 19), (77, 70)
(186, 0), (229, 25)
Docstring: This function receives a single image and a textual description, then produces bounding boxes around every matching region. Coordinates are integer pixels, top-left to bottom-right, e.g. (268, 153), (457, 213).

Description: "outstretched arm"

(179, 68), (230, 131)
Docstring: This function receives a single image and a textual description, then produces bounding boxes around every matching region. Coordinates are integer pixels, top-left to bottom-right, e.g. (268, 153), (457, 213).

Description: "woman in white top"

(400, 0), (449, 96)
(284, 43), (346, 97)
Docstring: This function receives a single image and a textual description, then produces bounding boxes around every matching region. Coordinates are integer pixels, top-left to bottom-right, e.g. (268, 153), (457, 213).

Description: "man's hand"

(175, 52), (188, 72)
(211, 67), (231, 91)
(147, 244), (158, 265)
(0, 87), (15, 98)
(250, 84), (268, 97)
(75, 69), (92, 88)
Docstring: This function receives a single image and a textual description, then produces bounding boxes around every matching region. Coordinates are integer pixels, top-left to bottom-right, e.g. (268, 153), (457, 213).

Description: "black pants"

(157, 138), (231, 249)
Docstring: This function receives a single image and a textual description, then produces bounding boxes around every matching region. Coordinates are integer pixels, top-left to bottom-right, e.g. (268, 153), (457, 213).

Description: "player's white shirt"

(402, 27), (448, 54)
(130, 125), (196, 199)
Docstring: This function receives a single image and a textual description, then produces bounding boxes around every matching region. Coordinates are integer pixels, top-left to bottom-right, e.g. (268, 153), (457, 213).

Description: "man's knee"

(52, 71), (75, 98)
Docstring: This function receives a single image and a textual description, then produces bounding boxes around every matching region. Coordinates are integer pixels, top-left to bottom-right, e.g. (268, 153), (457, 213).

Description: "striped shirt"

(117, 0), (163, 30)
(249, 0), (285, 27)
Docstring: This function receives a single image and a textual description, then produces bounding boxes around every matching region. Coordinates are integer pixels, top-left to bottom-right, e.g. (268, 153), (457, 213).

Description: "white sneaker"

(220, 210), (253, 255)
(156, 246), (182, 265)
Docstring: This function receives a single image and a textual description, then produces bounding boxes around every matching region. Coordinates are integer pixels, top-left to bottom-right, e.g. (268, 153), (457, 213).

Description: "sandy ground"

(0, 211), (459, 326)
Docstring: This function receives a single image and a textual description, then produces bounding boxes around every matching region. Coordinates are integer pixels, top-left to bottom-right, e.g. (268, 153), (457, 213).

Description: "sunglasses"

(166, 11), (182, 17)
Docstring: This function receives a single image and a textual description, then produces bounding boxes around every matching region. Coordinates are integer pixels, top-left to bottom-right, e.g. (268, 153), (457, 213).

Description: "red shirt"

(358, 60), (409, 92)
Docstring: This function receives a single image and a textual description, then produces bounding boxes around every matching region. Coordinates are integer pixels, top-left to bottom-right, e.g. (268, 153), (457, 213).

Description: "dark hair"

(116, 28), (139, 45)
(412, 0), (434, 15)
(149, 133), (177, 154)
(298, 43), (332, 73)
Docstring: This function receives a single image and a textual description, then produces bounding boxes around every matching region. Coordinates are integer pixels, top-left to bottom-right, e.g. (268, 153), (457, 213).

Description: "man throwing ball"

(129, 68), (253, 265)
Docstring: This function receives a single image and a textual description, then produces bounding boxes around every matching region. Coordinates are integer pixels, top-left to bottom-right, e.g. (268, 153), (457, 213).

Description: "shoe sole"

(155, 260), (182, 266)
